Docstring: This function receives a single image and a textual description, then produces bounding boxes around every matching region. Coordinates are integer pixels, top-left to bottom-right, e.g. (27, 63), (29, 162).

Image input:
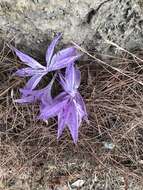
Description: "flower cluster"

(12, 34), (88, 143)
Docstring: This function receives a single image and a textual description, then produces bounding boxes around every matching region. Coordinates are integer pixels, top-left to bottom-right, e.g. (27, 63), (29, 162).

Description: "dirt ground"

(0, 42), (143, 190)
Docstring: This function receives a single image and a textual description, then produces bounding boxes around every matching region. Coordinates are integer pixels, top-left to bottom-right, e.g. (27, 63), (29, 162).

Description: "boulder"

(0, 0), (143, 54)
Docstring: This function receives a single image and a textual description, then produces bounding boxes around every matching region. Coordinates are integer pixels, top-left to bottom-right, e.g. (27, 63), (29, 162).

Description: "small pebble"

(71, 179), (85, 188)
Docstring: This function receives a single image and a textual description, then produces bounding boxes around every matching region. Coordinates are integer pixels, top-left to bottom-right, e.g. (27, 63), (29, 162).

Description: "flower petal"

(19, 88), (32, 96)
(39, 96), (68, 120)
(15, 68), (40, 77)
(50, 47), (77, 65)
(54, 91), (68, 102)
(14, 95), (34, 103)
(49, 54), (81, 71)
(66, 101), (79, 143)
(20, 75), (55, 100)
(12, 47), (45, 69)
(17, 79), (54, 107)
(65, 63), (75, 91)
(75, 93), (88, 122)
(39, 77), (55, 107)
(57, 101), (71, 139)
(66, 64), (81, 89)
(24, 74), (45, 90)
(59, 64), (81, 95)
(57, 109), (67, 139)
(46, 33), (62, 67)
(74, 68), (81, 89)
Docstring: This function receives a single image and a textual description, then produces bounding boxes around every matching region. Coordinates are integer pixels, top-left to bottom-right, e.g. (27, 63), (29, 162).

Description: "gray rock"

(0, 0), (143, 54)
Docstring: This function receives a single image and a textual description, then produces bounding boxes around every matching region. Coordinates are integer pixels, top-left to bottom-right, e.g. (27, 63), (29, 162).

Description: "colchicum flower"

(12, 33), (80, 92)
(12, 33), (87, 143)
(39, 64), (88, 143)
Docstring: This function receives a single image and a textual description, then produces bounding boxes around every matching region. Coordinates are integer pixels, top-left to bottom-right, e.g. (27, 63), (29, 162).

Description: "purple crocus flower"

(39, 64), (88, 143)
(12, 34), (87, 143)
(12, 33), (80, 92)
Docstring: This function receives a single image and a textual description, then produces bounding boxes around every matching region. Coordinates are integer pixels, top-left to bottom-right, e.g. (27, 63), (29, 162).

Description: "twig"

(71, 41), (143, 86)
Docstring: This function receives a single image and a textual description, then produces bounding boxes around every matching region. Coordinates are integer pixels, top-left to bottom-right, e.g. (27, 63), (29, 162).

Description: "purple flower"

(12, 33), (80, 91)
(12, 34), (87, 143)
(39, 64), (88, 143)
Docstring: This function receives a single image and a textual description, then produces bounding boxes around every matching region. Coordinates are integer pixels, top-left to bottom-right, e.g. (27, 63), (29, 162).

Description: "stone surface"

(0, 0), (143, 54)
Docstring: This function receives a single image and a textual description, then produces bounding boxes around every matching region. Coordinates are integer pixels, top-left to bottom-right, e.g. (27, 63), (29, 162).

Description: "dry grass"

(0, 42), (143, 189)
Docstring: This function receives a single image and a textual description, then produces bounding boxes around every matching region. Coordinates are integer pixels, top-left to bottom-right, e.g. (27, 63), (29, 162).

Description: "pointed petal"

(40, 81), (53, 106)
(50, 47), (77, 64)
(57, 110), (66, 139)
(46, 33), (62, 67)
(49, 54), (81, 71)
(15, 68), (38, 77)
(38, 74), (56, 107)
(75, 93), (88, 121)
(66, 101), (79, 143)
(65, 63), (75, 90)
(66, 64), (81, 89)
(20, 76), (55, 104)
(24, 74), (44, 90)
(19, 88), (32, 96)
(12, 47), (45, 69)
(57, 102), (71, 139)
(54, 91), (68, 102)
(74, 67), (81, 89)
(14, 95), (34, 103)
(39, 98), (68, 120)
(75, 101), (85, 125)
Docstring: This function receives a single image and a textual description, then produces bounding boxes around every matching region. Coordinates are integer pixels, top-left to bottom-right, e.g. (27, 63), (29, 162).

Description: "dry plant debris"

(0, 42), (143, 189)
